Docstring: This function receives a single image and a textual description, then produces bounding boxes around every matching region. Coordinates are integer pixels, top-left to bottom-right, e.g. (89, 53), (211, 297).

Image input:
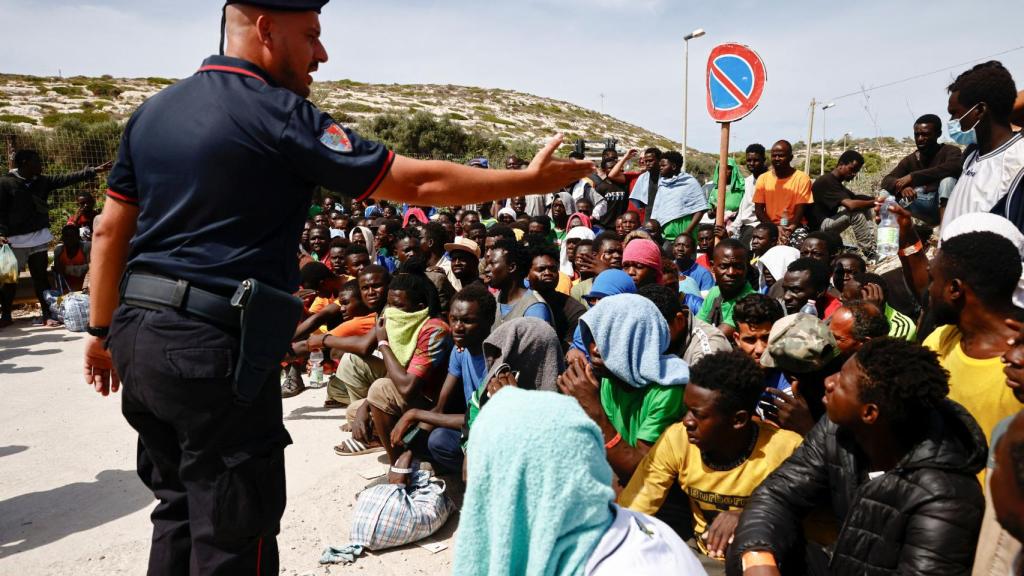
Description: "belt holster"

(230, 279), (303, 406)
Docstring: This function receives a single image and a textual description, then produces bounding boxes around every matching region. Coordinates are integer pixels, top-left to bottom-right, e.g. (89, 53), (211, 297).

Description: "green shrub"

(0, 114), (36, 125)
(52, 86), (85, 96)
(146, 77), (175, 85)
(336, 101), (377, 113)
(446, 113), (469, 121)
(86, 82), (124, 98)
(480, 113), (514, 126)
(42, 111), (112, 127)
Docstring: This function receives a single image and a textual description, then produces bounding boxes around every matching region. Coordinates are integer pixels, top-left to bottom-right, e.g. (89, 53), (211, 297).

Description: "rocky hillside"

(0, 73), (682, 151)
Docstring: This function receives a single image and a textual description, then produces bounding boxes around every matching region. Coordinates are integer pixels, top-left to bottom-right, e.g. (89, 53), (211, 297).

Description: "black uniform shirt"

(107, 55), (393, 294)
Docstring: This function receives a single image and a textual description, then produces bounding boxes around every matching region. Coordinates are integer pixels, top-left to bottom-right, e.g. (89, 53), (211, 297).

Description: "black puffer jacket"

(728, 399), (986, 576)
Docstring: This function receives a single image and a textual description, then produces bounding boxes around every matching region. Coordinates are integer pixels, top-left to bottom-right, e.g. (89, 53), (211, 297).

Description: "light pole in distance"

(683, 27), (705, 172)
(820, 102), (835, 175)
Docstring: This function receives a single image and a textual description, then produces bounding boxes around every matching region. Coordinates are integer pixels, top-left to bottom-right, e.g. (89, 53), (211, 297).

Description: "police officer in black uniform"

(83, 1), (591, 573)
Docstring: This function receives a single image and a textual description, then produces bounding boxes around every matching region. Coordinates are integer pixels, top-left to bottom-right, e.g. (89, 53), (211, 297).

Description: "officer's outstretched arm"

(373, 134), (594, 206)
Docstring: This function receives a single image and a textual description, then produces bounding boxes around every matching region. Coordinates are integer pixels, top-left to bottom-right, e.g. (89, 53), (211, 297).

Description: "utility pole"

(820, 102), (835, 176)
(805, 98), (816, 174)
(682, 28), (705, 171)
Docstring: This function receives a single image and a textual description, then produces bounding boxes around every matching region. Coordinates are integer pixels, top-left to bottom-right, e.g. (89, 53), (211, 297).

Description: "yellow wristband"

(741, 551), (777, 572)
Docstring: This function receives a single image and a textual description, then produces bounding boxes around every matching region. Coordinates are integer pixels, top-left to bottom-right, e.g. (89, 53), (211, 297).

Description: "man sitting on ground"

(698, 239), (756, 339)
(388, 284), (496, 474)
(558, 293), (689, 483)
(749, 222), (779, 264)
(754, 140), (813, 247)
(444, 237), (481, 291)
(879, 114), (962, 224)
(622, 238), (664, 289)
(571, 232), (623, 306)
(780, 258), (841, 319)
(343, 243), (371, 278)
(640, 284), (731, 368)
(729, 338), (986, 576)
(828, 301), (890, 357)
(484, 238), (553, 328)
(839, 272), (916, 341)
(672, 233), (715, 293)
(809, 150), (876, 259)
(619, 350), (803, 564)
(527, 244), (586, 352)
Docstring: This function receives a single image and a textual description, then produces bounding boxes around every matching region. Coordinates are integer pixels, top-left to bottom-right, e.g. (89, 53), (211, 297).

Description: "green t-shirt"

(697, 284), (756, 328)
(601, 378), (685, 446)
(884, 304), (917, 341)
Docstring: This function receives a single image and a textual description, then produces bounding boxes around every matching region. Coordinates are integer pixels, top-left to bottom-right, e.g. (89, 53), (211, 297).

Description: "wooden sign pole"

(715, 121), (731, 231)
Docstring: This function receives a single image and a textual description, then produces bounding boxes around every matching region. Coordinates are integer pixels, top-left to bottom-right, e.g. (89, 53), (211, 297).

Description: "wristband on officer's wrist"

(87, 325), (110, 338)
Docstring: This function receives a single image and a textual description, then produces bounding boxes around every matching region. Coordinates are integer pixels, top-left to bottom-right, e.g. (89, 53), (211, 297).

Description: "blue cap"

(225, 0), (329, 12)
(584, 269), (637, 300)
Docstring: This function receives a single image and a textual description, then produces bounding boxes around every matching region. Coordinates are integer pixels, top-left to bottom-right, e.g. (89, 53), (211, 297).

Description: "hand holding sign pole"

(706, 43), (767, 232)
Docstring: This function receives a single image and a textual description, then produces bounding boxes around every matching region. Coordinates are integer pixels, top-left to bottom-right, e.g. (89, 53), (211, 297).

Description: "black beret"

(225, 0), (329, 12)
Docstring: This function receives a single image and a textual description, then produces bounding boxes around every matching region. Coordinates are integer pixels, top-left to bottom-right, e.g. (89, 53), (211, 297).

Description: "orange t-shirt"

(327, 313), (377, 338)
(753, 170), (813, 225)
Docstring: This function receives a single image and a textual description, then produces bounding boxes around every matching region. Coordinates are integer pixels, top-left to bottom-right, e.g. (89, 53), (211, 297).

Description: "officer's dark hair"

(689, 350), (766, 414)
(643, 147), (662, 159)
(486, 225), (516, 241)
(837, 150), (864, 166)
(662, 150), (683, 170)
(843, 300), (890, 341)
(395, 227), (421, 244)
(753, 221), (779, 241)
(854, 338), (949, 433)
(13, 149), (39, 166)
(594, 231), (621, 254)
(733, 293), (784, 327)
(390, 256), (440, 317)
(344, 243), (369, 257)
(329, 236), (349, 249)
(451, 283), (497, 330)
(803, 231), (841, 257)
(948, 61), (1018, 121)
(491, 238), (529, 279)
(300, 261), (334, 290)
(422, 222), (447, 253)
(914, 114), (943, 131)
(852, 271), (890, 302)
(940, 231), (1022, 302)
(787, 257), (830, 292)
(638, 284), (683, 325)
(745, 143), (766, 157)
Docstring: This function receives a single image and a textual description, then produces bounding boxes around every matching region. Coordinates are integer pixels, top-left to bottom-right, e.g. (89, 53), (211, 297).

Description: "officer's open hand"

(527, 134), (597, 191)
(84, 335), (120, 396)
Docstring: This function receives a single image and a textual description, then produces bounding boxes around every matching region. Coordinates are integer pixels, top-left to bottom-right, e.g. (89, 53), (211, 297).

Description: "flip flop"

(334, 438), (384, 456)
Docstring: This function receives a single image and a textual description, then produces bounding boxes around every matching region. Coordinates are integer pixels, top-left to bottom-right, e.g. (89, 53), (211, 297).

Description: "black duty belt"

(121, 272), (241, 329)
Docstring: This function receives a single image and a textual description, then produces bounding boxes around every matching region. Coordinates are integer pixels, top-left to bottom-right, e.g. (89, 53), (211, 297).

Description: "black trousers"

(109, 304), (291, 576)
(0, 250), (50, 319)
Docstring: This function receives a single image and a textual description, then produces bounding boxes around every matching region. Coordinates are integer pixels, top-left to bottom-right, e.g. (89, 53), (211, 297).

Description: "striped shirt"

(942, 132), (1024, 229)
(885, 304), (917, 341)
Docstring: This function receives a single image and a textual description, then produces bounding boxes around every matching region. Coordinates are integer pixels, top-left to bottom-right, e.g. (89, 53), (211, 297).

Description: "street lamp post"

(683, 28), (705, 172)
(820, 102), (835, 176)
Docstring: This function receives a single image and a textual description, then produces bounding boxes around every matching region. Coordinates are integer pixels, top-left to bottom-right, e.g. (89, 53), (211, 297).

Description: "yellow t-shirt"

(752, 170), (813, 225)
(618, 420), (802, 555)
(923, 325), (1019, 449)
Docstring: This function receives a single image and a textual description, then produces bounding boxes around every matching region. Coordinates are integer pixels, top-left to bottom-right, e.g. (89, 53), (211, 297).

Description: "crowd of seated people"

(268, 60), (1024, 576)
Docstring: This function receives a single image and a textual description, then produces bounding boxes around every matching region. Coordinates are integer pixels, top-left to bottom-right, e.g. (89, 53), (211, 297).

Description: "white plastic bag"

(0, 244), (18, 285)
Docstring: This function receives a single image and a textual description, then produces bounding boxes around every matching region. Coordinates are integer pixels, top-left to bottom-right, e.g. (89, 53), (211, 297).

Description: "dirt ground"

(0, 320), (457, 575)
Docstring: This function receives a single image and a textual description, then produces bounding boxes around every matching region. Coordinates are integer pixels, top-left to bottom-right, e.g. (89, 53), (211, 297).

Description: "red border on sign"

(705, 43), (767, 123)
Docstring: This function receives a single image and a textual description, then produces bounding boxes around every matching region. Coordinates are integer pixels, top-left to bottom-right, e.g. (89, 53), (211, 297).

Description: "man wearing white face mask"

(942, 61), (1024, 231)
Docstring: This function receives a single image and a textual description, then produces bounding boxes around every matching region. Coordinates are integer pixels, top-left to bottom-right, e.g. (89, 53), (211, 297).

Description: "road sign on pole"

(705, 43), (767, 230)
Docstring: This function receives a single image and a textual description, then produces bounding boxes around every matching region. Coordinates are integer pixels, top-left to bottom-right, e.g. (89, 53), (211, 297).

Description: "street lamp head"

(822, 102), (836, 110)
(684, 28), (705, 41)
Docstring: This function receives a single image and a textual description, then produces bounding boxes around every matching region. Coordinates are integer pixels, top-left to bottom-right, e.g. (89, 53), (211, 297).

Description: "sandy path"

(0, 321), (456, 575)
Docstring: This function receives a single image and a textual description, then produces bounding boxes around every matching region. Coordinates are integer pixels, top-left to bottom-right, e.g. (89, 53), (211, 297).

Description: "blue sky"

(3, 0), (1023, 152)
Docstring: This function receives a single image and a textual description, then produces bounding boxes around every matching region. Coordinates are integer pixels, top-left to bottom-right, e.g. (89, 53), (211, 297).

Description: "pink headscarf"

(566, 212), (593, 231)
(403, 207), (428, 228)
(622, 238), (664, 284)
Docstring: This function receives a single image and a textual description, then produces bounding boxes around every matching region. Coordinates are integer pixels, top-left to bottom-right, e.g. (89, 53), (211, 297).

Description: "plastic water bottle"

(877, 196), (899, 258)
(309, 349), (324, 388)
(800, 299), (818, 317)
(779, 208), (789, 228)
